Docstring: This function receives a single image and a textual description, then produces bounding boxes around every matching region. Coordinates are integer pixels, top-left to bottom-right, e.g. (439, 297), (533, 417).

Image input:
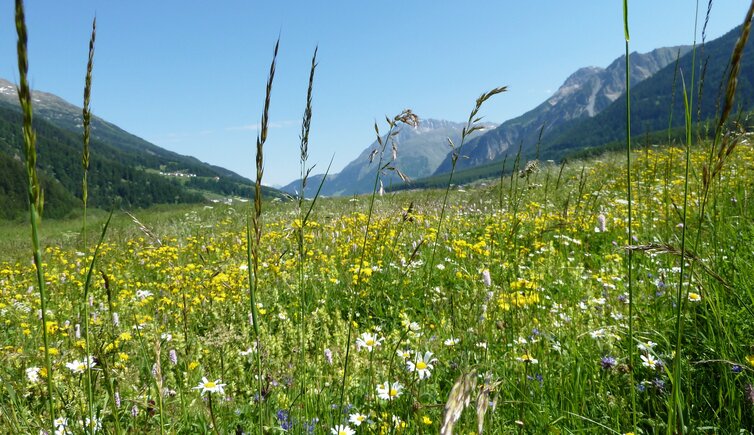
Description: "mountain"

(0, 79), (281, 219)
(282, 119), (496, 197)
(539, 25), (754, 158)
(432, 45), (691, 175)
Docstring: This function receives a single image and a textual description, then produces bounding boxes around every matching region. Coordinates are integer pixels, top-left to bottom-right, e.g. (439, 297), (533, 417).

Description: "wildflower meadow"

(3, 0), (754, 433)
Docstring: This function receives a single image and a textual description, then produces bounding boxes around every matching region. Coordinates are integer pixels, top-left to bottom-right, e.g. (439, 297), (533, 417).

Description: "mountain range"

(281, 119), (496, 197)
(281, 44), (693, 196)
(432, 45), (691, 174)
(286, 24), (753, 194)
(413, 24), (754, 187)
(537, 24), (754, 159)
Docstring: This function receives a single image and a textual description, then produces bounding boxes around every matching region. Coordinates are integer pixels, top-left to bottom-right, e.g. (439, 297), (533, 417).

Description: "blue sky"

(0, 1), (750, 185)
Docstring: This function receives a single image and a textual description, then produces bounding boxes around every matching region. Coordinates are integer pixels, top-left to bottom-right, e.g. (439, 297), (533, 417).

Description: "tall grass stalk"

(81, 209), (115, 433)
(14, 1), (55, 432)
(670, 2), (701, 431)
(673, 68), (693, 435)
(337, 109), (418, 420)
(621, 1), (637, 431)
(246, 38), (279, 430)
(296, 47), (317, 414)
(82, 18), (95, 250)
(672, 3), (754, 431)
(80, 17), (97, 434)
(426, 87), (506, 286)
(294, 46), (324, 416)
(695, 0), (754, 248)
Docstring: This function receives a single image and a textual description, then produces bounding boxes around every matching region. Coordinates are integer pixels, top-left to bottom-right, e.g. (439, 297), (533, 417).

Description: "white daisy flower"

(396, 349), (412, 360)
(192, 376), (226, 395)
(637, 341), (657, 352)
(640, 354), (661, 369)
(330, 425), (355, 435)
(348, 413), (367, 426)
(376, 381), (403, 401)
(407, 351), (437, 380)
(66, 356), (96, 374)
(356, 332), (383, 352)
(444, 337), (459, 346)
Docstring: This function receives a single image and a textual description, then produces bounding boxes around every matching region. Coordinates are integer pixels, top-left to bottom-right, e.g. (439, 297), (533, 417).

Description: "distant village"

(159, 170), (200, 178)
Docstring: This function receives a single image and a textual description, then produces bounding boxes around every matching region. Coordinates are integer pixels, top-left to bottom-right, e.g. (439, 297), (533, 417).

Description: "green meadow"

(3, 0), (754, 434)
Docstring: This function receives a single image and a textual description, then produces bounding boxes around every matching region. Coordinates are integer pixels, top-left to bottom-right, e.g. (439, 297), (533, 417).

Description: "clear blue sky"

(0, 1), (750, 185)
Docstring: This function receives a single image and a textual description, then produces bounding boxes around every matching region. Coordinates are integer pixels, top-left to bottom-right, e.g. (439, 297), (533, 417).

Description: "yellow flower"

(746, 355), (754, 367)
(687, 292), (702, 302)
(45, 321), (59, 335)
(421, 415), (432, 425)
(188, 361), (200, 370)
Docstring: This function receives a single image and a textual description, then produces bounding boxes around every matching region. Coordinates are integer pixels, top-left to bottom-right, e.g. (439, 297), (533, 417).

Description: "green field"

(5, 0), (754, 433)
(2, 142), (754, 433)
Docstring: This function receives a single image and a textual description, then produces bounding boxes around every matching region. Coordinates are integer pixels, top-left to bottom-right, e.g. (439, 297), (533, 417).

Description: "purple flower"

(304, 417), (319, 433)
(601, 356), (617, 370)
(276, 409), (291, 431)
(652, 377), (665, 392)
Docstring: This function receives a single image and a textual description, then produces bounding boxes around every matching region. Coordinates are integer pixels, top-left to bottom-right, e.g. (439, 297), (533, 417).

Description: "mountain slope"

(282, 119), (496, 197)
(539, 25), (753, 158)
(0, 78), (249, 181)
(0, 79), (282, 218)
(0, 104), (204, 214)
(402, 25), (754, 189)
(433, 45), (690, 175)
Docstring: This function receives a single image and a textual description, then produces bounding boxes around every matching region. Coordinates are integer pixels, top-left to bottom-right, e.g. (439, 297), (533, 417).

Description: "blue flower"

(601, 356), (617, 370)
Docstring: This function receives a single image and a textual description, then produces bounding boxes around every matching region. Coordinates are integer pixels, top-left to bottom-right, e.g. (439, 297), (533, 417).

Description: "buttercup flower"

(516, 353), (538, 364)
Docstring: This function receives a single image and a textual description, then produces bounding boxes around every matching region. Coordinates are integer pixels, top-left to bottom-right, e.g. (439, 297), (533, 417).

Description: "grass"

(4, 0), (754, 433)
(2, 141), (753, 433)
